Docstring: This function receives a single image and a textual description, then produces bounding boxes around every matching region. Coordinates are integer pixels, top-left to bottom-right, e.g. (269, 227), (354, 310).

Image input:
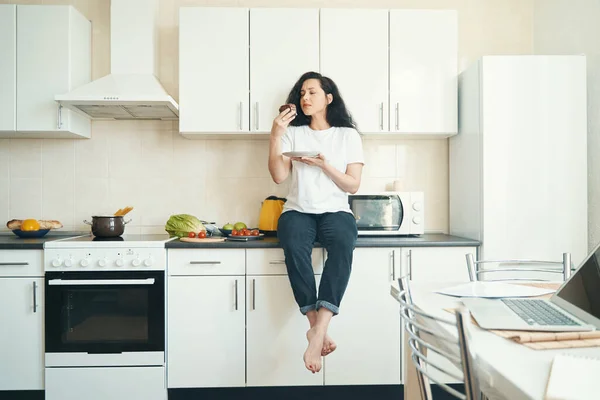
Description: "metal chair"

(395, 276), (479, 400)
(465, 252), (573, 282)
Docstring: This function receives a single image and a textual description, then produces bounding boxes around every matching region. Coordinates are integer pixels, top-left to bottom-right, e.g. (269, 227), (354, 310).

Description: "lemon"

(21, 219), (40, 231)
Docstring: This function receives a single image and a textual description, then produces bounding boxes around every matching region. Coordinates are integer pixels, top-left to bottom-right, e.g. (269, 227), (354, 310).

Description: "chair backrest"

(396, 276), (478, 400)
(465, 252), (572, 282)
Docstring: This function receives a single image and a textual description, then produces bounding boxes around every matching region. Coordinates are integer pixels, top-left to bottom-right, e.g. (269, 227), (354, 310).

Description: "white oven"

(348, 192), (424, 236)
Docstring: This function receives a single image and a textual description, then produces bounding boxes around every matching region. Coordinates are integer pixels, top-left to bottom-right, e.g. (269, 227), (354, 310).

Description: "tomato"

(241, 229), (249, 236)
(198, 231), (207, 238)
(251, 229), (259, 236)
(232, 229), (239, 236)
(188, 232), (196, 238)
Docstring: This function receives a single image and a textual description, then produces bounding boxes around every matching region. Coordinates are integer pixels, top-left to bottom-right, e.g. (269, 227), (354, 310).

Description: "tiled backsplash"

(0, 0), (537, 235)
(0, 124), (449, 233)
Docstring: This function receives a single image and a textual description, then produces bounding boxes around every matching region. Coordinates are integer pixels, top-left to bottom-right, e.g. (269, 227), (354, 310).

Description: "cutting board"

(180, 237), (227, 243)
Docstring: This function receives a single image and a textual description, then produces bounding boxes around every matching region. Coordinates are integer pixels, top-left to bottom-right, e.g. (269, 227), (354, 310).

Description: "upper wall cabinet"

(178, 7), (457, 138)
(0, 5), (16, 132)
(179, 8), (249, 134)
(390, 10), (457, 135)
(179, 7), (319, 137)
(0, 5), (91, 139)
(320, 9), (389, 134)
(250, 9), (319, 133)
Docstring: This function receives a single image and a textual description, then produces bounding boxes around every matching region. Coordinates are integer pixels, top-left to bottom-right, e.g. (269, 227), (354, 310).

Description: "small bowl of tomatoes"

(230, 228), (261, 237)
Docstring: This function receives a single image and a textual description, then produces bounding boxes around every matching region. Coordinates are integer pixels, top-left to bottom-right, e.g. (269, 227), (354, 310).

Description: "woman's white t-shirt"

(280, 125), (364, 214)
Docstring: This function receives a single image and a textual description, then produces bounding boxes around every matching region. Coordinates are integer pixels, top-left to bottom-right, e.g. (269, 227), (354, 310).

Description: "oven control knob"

(132, 258), (141, 267)
(51, 258), (62, 267)
(412, 216), (422, 225)
(80, 258), (91, 267)
(98, 258), (107, 267)
(412, 202), (422, 212)
(115, 258), (124, 267)
(64, 258), (73, 268)
(144, 258), (154, 267)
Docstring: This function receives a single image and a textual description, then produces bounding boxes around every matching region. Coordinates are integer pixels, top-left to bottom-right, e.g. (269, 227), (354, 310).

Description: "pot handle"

(83, 220), (92, 225)
(124, 219), (132, 225)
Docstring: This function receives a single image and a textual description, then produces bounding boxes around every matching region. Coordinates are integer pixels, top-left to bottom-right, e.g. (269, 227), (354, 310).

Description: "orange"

(21, 219), (40, 231)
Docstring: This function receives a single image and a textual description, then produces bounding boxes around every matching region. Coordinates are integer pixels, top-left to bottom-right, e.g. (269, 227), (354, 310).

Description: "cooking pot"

(84, 216), (132, 238)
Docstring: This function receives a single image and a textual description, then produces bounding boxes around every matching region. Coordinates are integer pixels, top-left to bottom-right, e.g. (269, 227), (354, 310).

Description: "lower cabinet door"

(0, 278), (44, 390)
(324, 248), (401, 385)
(246, 275), (323, 386)
(167, 276), (245, 388)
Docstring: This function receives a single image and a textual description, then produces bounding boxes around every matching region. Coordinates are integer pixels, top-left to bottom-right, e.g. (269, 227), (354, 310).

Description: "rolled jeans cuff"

(316, 300), (340, 316)
(300, 304), (317, 315)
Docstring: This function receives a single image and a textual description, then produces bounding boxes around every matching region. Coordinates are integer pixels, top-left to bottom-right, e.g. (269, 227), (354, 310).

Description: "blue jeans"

(277, 210), (358, 316)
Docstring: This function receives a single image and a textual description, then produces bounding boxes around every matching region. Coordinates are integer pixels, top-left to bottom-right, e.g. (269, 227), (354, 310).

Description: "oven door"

(349, 194), (405, 234)
(45, 271), (165, 367)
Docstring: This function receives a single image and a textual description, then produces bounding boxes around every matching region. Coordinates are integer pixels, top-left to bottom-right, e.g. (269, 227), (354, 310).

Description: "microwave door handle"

(48, 279), (156, 286)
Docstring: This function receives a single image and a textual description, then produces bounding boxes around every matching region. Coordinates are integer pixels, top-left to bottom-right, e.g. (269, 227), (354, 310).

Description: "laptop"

(461, 243), (600, 332)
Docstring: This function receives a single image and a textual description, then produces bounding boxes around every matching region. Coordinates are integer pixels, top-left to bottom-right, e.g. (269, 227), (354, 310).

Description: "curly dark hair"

(285, 71), (357, 130)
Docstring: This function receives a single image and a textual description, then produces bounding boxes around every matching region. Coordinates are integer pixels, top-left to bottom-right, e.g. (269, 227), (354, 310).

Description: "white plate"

(283, 151), (319, 158)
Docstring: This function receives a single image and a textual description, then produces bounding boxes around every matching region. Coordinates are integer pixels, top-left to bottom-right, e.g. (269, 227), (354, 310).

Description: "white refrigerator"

(450, 55), (588, 269)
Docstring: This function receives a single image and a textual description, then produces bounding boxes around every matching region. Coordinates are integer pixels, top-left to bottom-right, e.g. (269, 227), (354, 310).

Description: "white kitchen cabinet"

(389, 10), (457, 135)
(398, 246), (475, 385)
(0, 250), (44, 391)
(246, 248), (323, 275)
(246, 275), (323, 386)
(0, 5), (16, 132)
(12, 5), (91, 138)
(179, 7), (249, 134)
(399, 246), (475, 283)
(168, 276), (246, 388)
(320, 9), (389, 133)
(324, 247), (401, 385)
(249, 8), (319, 132)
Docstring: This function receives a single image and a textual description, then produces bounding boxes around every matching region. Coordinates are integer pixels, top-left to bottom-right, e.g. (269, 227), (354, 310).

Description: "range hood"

(55, 0), (178, 120)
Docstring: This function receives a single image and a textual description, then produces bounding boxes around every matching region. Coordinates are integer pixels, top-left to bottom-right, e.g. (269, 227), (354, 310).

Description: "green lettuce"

(165, 214), (205, 238)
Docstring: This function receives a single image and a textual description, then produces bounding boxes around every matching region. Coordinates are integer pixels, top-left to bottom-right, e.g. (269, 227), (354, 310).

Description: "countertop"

(165, 233), (480, 249)
(0, 231), (89, 250)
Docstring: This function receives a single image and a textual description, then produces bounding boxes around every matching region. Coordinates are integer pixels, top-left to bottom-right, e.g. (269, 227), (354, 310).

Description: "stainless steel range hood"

(55, 0), (178, 120)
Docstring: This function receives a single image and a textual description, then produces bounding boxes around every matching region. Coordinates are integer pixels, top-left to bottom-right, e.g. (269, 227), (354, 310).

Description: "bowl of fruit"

(7, 218), (62, 238)
(219, 222), (248, 237)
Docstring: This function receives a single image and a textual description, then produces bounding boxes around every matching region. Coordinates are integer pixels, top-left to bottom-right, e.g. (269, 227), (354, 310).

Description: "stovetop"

(45, 234), (176, 248)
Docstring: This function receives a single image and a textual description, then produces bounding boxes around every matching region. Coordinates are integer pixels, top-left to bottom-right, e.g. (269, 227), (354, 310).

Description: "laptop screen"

(554, 245), (600, 319)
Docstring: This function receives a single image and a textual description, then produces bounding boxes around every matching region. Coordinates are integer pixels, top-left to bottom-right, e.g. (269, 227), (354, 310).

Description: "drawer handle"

(0, 262), (29, 266)
(33, 281), (38, 313)
(234, 279), (238, 311)
(189, 261), (221, 265)
(269, 260), (286, 265)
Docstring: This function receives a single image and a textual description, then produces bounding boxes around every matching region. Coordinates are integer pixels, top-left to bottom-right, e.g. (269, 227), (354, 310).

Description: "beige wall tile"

(42, 140), (74, 180)
(10, 140), (42, 179)
(0, 180), (8, 225)
(0, 140), (9, 180)
(74, 177), (110, 228)
(42, 177), (74, 228)
(75, 129), (109, 178)
(10, 178), (42, 220)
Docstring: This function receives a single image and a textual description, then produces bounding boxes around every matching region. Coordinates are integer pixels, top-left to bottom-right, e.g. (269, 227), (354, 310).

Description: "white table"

(393, 282), (600, 400)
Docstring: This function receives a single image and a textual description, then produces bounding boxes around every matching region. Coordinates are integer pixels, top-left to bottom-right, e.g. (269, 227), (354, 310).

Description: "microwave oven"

(348, 192), (424, 236)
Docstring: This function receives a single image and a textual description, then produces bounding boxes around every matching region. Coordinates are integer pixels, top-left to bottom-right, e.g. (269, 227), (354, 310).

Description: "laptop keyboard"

(501, 299), (580, 326)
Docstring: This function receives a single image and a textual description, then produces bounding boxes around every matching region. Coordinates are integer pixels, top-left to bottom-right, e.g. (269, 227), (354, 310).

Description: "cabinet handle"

(255, 102), (259, 131)
(395, 102), (399, 131)
(0, 262), (29, 266)
(408, 249), (412, 279)
(269, 260), (286, 265)
(189, 261), (221, 265)
(379, 102), (384, 130)
(252, 279), (256, 310)
(234, 279), (238, 311)
(239, 101), (243, 130)
(33, 281), (37, 313)
(391, 251), (396, 281)
(57, 104), (63, 129)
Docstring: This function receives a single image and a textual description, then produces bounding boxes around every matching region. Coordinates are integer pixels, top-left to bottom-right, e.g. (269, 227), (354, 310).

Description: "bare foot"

(304, 327), (325, 373)
(322, 334), (337, 356)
